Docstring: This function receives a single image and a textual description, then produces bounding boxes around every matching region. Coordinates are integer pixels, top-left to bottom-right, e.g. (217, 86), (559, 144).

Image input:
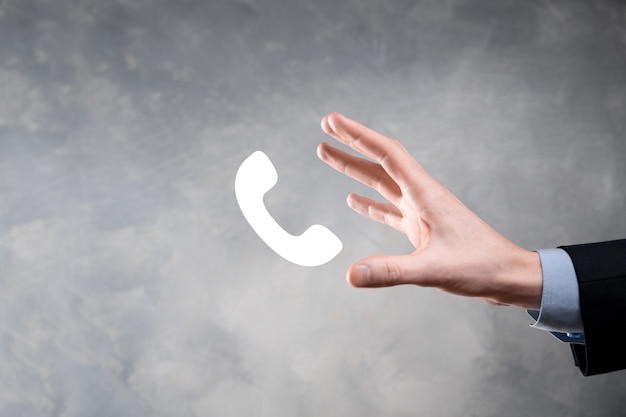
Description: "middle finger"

(317, 142), (402, 205)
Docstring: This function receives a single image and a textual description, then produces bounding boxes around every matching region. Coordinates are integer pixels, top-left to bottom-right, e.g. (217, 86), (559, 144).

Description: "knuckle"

(389, 138), (405, 152)
(374, 176), (387, 192)
(383, 261), (402, 286)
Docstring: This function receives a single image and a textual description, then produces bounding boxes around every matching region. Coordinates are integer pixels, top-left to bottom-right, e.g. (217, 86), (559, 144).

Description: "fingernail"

(327, 112), (343, 132)
(321, 114), (333, 133)
(316, 143), (325, 159)
(352, 265), (371, 287)
(332, 112), (346, 126)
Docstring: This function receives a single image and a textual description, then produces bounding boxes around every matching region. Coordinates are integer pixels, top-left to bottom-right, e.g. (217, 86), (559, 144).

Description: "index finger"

(321, 112), (427, 190)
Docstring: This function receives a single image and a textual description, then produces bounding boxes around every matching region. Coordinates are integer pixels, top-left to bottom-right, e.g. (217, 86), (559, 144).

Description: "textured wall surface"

(1, 0), (626, 416)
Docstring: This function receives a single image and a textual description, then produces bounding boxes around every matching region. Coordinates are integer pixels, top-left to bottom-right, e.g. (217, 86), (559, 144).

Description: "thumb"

(347, 254), (424, 288)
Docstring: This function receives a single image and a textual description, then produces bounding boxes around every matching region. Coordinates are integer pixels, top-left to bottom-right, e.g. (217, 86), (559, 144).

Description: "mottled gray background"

(1, 0), (625, 416)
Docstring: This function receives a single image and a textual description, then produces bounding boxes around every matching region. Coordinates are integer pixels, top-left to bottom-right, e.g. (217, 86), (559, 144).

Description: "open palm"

(318, 112), (542, 310)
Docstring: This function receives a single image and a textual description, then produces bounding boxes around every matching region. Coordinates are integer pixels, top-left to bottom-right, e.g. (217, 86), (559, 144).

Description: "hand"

(318, 112), (542, 310)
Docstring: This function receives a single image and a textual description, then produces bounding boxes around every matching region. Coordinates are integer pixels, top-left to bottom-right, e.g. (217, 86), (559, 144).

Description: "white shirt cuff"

(528, 248), (585, 344)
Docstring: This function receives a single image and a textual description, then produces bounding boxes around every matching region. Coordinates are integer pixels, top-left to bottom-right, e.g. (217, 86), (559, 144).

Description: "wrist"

(495, 248), (543, 310)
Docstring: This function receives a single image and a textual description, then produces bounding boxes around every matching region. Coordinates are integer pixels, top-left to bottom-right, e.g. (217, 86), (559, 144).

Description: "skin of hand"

(317, 112), (543, 310)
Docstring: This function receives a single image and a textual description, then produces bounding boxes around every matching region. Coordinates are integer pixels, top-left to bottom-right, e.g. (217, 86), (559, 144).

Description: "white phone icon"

(235, 151), (342, 267)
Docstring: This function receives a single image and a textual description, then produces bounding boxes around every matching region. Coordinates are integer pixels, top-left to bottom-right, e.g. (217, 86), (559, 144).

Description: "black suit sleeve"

(560, 240), (626, 376)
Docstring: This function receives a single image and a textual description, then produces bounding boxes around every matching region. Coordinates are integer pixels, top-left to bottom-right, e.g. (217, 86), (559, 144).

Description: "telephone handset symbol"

(235, 151), (342, 267)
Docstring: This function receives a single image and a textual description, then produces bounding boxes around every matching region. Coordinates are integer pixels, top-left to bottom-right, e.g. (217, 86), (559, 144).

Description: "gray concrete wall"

(1, 0), (625, 415)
